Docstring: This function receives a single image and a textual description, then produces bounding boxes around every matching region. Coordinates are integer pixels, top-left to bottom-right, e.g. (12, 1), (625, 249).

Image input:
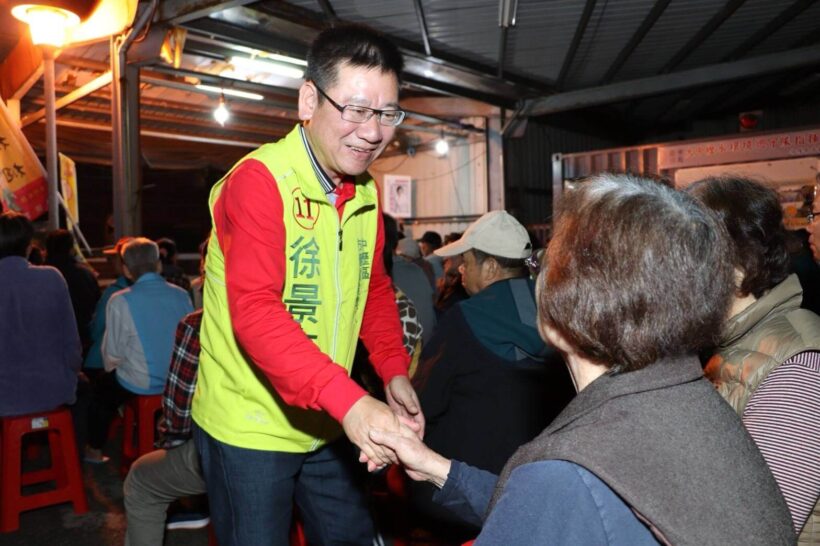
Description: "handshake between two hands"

(341, 376), (451, 487)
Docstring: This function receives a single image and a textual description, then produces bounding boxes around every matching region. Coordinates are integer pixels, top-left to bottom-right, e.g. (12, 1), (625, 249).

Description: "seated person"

(371, 174), (794, 545)
(85, 238), (193, 462)
(156, 237), (192, 293)
(45, 229), (100, 352)
(385, 215), (436, 345)
(418, 230), (444, 282)
(0, 212), (80, 416)
(410, 211), (574, 537)
(689, 177), (820, 539)
(124, 309), (207, 545)
(84, 237), (133, 374)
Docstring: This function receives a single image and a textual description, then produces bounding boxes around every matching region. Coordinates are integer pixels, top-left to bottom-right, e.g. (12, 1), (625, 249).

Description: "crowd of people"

(1, 22), (820, 546)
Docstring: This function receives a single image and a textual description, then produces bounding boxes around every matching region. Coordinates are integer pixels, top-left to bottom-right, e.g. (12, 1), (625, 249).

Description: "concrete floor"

(0, 463), (209, 546)
(1, 383), (208, 546)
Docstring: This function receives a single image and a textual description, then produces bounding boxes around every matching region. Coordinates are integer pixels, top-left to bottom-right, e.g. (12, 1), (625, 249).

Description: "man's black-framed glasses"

(313, 83), (405, 127)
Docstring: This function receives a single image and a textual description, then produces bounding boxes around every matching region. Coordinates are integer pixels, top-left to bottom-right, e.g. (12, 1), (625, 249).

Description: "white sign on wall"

(383, 174), (412, 218)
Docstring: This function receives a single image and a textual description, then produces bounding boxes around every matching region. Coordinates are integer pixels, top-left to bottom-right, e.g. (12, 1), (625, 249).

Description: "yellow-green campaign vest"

(192, 126), (378, 452)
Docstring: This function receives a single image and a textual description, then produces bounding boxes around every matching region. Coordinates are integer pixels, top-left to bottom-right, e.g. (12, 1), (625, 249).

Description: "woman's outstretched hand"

(370, 423), (451, 488)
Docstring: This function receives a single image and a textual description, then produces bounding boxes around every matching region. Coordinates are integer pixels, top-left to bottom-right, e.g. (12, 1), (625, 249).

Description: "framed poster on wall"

(384, 174), (412, 218)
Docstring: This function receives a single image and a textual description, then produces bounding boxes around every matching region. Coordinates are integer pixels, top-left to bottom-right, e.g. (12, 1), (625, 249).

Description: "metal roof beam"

(660, 0), (747, 73)
(158, 0), (261, 25)
(497, 27), (508, 78)
(56, 118), (264, 148)
(523, 45), (820, 116)
(147, 65), (297, 100)
(21, 71), (112, 127)
(557, 0), (596, 89)
(722, 0), (816, 62)
(411, 0), (432, 57)
(601, 0), (672, 84)
(316, 0), (339, 24)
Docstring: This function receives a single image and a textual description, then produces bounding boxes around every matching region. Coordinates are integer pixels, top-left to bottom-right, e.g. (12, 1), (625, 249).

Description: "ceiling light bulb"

(435, 138), (449, 156)
(11, 4), (81, 48)
(213, 96), (230, 126)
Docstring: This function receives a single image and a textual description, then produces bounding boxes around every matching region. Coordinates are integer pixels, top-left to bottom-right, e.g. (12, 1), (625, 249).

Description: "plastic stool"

(121, 395), (162, 466)
(0, 407), (88, 532)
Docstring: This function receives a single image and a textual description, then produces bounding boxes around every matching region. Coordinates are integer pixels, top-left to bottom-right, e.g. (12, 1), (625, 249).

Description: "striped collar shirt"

(299, 124), (336, 195)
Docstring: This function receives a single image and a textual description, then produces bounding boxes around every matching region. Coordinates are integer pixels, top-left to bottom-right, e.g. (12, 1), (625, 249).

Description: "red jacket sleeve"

(213, 159), (367, 423)
(357, 188), (412, 383)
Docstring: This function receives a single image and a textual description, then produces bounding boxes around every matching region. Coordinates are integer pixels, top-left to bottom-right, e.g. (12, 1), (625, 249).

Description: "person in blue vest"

(83, 237), (133, 377)
(84, 237), (193, 463)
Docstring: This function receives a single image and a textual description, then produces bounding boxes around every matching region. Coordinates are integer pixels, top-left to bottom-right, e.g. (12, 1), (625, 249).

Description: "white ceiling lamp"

(230, 56), (304, 80)
(213, 94), (230, 126)
(195, 84), (264, 101)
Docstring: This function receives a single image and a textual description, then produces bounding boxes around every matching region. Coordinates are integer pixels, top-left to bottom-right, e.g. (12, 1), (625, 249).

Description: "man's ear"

(122, 263), (134, 282)
(483, 256), (499, 280)
(298, 81), (317, 121)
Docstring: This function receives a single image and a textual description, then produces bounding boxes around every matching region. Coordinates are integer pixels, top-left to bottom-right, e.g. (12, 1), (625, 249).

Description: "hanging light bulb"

(435, 134), (449, 156)
(213, 94), (230, 126)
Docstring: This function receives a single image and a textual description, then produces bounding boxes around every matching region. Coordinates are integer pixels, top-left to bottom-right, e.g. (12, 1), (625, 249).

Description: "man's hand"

(369, 424), (451, 487)
(385, 375), (425, 439)
(342, 395), (402, 471)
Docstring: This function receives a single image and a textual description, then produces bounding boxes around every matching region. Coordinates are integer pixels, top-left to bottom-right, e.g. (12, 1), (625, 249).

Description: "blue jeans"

(194, 426), (374, 546)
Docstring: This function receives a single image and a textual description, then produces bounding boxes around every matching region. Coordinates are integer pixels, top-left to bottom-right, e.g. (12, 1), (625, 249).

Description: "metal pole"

(43, 47), (59, 230)
(110, 36), (124, 238)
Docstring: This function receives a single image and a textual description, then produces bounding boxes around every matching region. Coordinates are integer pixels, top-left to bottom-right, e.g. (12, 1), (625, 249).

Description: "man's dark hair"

(687, 176), (790, 299)
(0, 211), (34, 259)
(306, 24), (403, 93)
(541, 174), (733, 374)
(472, 248), (527, 276)
(419, 231), (442, 249)
(156, 237), (178, 265)
(45, 229), (75, 262)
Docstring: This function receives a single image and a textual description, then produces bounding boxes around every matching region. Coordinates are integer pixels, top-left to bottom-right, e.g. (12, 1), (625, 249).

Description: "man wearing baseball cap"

(408, 211), (574, 542)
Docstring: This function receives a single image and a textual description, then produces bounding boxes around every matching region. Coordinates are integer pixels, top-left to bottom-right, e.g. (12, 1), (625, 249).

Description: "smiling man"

(191, 26), (423, 546)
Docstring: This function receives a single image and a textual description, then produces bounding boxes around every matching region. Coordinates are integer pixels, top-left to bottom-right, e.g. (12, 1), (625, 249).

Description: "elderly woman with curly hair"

(371, 174), (793, 546)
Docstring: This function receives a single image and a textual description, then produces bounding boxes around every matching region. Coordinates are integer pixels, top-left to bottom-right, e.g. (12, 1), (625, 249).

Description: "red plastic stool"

(121, 394), (162, 468)
(0, 407), (88, 532)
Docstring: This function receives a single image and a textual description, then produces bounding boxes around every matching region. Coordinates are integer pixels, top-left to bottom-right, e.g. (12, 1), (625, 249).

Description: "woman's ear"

(298, 81), (317, 121)
(539, 319), (573, 354)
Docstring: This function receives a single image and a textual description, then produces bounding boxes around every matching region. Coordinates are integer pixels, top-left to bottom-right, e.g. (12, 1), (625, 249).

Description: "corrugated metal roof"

(747, 2), (820, 56)
(677, 0), (794, 69)
(562, 0), (654, 88)
(423, 0), (500, 67)
(614, 0), (726, 82)
(5, 0), (818, 171)
(505, 0), (587, 83)
(288, 0), (423, 44)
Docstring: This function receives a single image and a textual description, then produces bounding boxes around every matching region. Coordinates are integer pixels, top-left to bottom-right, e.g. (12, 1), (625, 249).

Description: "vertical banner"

(0, 99), (47, 219)
(384, 174), (413, 218)
(59, 152), (79, 227)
